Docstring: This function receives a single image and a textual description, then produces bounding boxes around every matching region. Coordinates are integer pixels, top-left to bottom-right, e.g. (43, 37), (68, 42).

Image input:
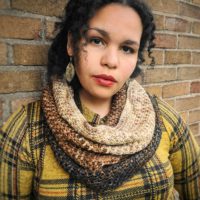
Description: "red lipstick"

(93, 74), (117, 87)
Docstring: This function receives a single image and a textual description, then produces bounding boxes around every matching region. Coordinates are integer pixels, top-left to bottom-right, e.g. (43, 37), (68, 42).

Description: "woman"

(0, 0), (199, 199)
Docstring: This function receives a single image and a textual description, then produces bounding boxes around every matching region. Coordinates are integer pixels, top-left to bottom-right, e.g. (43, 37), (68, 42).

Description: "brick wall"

(0, 0), (200, 143)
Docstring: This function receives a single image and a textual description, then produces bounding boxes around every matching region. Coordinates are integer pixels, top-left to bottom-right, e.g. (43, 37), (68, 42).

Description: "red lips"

(93, 74), (117, 87)
(93, 74), (116, 82)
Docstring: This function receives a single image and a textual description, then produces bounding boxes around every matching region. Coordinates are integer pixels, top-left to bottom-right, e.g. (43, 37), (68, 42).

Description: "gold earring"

(65, 57), (75, 83)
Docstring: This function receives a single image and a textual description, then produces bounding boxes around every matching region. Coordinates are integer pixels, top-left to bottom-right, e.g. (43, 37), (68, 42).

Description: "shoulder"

(1, 100), (44, 144)
(150, 96), (196, 152)
(151, 96), (182, 133)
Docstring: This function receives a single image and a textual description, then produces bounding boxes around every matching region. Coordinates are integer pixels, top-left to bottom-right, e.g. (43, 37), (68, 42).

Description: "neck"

(79, 90), (112, 118)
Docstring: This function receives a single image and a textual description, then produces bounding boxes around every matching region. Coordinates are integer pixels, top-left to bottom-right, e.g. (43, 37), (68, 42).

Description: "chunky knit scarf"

(42, 79), (162, 191)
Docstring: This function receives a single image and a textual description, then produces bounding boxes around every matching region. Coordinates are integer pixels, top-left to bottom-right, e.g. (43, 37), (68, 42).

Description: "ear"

(67, 32), (73, 56)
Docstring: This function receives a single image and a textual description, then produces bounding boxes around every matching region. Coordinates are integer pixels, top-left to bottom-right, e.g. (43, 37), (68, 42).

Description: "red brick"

(143, 50), (163, 65)
(0, 100), (3, 120)
(154, 15), (164, 30)
(193, 22), (200, 35)
(155, 34), (177, 49)
(192, 0), (200, 5)
(146, 0), (179, 14)
(135, 74), (142, 84)
(163, 82), (190, 98)
(11, 97), (40, 112)
(165, 51), (191, 64)
(0, 71), (42, 93)
(164, 99), (175, 108)
(179, 2), (200, 20)
(189, 110), (200, 124)
(195, 135), (200, 146)
(0, 16), (41, 39)
(191, 81), (200, 93)
(176, 96), (200, 111)
(11, 0), (67, 17)
(144, 85), (162, 97)
(192, 52), (200, 64)
(189, 123), (199, 135)
(14, 45), (49, 66)
(180, 111), (188, 123)
(177, 67), (200, 80)
(178, 36), (200, 49)
(144, 68), (176, 83)
(0, 43), (7, 65)
(0, 0), (9, 8)
(46, 21), (56, 40)
(165, 17), (191, 33)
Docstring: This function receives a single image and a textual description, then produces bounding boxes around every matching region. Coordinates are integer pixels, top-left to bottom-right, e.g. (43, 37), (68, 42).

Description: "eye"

(89, 37), (104, 46)
(121, 46), (135, 54)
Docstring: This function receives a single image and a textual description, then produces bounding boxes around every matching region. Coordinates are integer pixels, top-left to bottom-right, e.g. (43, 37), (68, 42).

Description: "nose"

(100, 47), (119, 69)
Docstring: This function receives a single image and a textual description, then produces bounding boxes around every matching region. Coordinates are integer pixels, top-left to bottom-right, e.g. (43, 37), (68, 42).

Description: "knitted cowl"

(42, 79), (162, 191)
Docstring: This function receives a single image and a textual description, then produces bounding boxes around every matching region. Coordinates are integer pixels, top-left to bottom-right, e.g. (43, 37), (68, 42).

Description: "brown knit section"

(42, 87), (121, 171)
(105, 84), (127, 126)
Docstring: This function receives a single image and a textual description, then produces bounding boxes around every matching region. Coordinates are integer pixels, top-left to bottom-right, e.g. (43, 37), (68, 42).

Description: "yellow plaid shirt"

(0, 97), (200, 199)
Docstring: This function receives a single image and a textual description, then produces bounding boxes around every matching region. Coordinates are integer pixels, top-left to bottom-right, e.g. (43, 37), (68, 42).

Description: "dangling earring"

(65, 57), (75, 83)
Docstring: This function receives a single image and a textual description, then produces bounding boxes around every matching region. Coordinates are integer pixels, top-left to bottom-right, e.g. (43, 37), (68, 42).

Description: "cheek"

(122, 60), (137, 77)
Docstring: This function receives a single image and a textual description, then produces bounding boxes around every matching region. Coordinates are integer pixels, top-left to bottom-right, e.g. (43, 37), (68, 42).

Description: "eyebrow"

(87, 27), (140, 47)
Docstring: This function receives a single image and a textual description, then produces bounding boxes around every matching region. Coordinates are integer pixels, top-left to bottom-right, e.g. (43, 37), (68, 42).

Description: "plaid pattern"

(0, 98), (199, 200)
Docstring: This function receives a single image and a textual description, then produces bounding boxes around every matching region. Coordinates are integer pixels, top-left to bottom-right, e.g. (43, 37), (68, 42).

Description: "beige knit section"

(52, 79), (155, 150)
(43, 87), (150, 155)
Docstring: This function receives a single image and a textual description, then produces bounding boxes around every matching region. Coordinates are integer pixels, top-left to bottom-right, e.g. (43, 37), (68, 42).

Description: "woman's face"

(68, 3), (143, 101)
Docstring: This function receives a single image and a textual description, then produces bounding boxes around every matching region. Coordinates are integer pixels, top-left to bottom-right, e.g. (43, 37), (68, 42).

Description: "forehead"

(88, 3), (143, 40)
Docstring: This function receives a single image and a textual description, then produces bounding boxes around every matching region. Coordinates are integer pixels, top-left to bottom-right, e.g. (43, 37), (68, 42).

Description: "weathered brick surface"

(177, 67), (200, 80)
(154, 15), (164, 30)
(11, 97), (40, 112)
(191, 81), (200, 93)
(0, 43), (7, 65)
(0, 71), (43, 93)
(144, 85), (162, 97)
(0, 100), (3, 120)
(176, 96), (200, 111)
(180, 112), (188, 123)
(0, 16), (41, 40)
(146, 0), (179, 14)
(0, 0), (9, 8)
(164, 99), (175, 108)
(11, 0), (67, 17)
(195, 135), (200, 145)
(144, 68), (176, 83)
(163, 82), (190, 98)
(179, 36), (200, 49)
(179, 2), (200, 19)
(189, 124), (199, 135)
(193, 22), (200, 34)
(189, 110), (200, 124)
(46, 21), (56, 40)
(155, 34), (177, 49)
(144, 50), (163, 65)
(193, 0), (200, 4)
(165, 51), (191, 64)
(192, 52), (200, 64)
(165, 17), (191, 33)
(13, 45), (49, 65)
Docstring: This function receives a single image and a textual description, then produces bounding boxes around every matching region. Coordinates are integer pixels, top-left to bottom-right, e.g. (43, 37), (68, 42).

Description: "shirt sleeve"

(158, 98), (200, 200)
(0, 106), (35, 200)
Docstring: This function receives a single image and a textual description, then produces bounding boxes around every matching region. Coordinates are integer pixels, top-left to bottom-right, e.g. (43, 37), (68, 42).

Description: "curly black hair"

(47, 0), (156, 88)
